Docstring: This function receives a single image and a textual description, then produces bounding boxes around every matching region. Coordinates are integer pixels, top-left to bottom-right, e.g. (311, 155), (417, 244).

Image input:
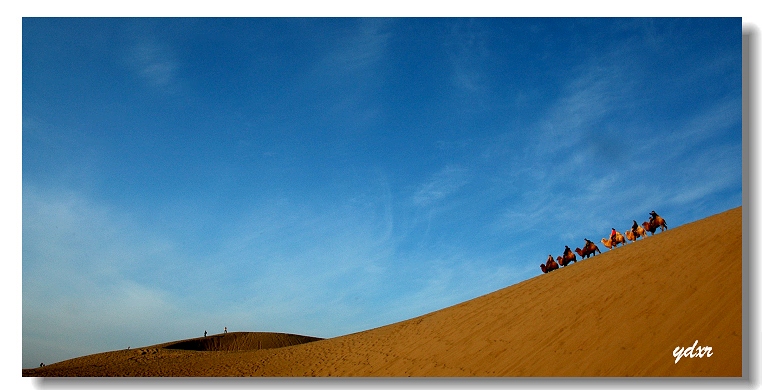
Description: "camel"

(601, 232), (626, 249)
(643, 216), (668, 235)
(557, 251), (577, 267)
(575, 242), (601, 259)
(540, 257), (559, 273)
(625, 225), (648, 242)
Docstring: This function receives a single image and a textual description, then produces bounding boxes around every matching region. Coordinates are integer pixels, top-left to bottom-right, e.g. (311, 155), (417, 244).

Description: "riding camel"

(642, 216), (668, 235)
(575, 242), (601, 259)
(625, 225), (648, 242)
(540, 256), (559, 273)
(557, 251), (577, 267)
(601, 232), (626, 249)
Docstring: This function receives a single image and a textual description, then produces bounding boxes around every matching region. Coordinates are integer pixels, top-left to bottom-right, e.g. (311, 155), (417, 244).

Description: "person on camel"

(649, 210), (660, 224)
(584, 238), (594, 249)
(610, 228), (618, 243)
(632, 220), (639, 232)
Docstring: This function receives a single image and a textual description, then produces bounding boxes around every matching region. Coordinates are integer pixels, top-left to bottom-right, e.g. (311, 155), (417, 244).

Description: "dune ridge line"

(24, 206), (742, 377)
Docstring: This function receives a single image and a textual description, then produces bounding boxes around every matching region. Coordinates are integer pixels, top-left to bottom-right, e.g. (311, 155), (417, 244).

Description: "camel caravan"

(541, 211), (667, 274)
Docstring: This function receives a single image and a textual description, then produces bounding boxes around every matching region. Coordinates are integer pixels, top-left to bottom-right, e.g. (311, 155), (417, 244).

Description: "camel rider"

(632, 220), (639, 232)
(564, 245), (572, 257)
(610, 228), (618, 242)
(584, 238), (594, 249)
(547, 254), (554, 265)
(649, 210), (659, 223)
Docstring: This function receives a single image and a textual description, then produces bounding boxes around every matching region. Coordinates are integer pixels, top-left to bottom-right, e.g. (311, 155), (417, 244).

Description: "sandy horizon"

(23, 206), (743, 377)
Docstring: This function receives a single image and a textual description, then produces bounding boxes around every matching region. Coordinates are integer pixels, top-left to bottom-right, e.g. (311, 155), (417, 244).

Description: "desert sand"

(23, 206), (743, 377)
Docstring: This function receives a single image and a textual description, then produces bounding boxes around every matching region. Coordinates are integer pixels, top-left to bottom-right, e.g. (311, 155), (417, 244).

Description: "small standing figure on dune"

(204, 330), (207, 337)
(224, 327), (227, 334)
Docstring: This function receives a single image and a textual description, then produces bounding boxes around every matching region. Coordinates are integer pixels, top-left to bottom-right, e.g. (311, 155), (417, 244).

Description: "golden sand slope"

(24, 207), (742, 377)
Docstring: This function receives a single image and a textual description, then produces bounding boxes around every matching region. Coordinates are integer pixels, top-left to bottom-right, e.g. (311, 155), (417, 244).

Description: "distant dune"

(163, 332), (322, 352)
(23, 207), (743, 377)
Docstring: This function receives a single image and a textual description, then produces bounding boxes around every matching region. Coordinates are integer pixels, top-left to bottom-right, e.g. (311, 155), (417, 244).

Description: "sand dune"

(23, 207), (743, 377)
(162, 332), (322, 352)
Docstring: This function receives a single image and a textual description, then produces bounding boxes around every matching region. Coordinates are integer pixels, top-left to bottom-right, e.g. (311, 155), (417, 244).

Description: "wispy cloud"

(488, 40), (741, 242)
(127, 39), (180, 93)
(649, 97), (742, 160)
(661, 140), (742, 208)
(22, 18), (742, 372)
(535, 65), (633, 158)
(320, 19), (391, 75)
(412, 165), (469, 207)
(483, 54), (659, 242)
(307, 19), (392, 131)
(376, 248), (529, 327)
(445, 19), (490, 95)
(23, 187), (184, 366)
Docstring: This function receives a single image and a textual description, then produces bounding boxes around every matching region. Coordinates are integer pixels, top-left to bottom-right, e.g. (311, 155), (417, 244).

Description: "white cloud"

(165, 193), (402, 337)
(128, 39), (180, 93)
(412, 165), (469, 207)
(306, 19), (392, 131)
(665, 143), (742, 206)
(535, 62), (633, 156)
(653, 97), (742, 160)
(322, 18), (391, 75)
(22, 187), (185, 367)
(373, 250), (526, 328)
(445, 19), (490, 94)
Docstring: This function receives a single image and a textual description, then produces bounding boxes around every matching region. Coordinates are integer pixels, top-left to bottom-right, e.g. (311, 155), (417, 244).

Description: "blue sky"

(21, 17), (742, 369)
